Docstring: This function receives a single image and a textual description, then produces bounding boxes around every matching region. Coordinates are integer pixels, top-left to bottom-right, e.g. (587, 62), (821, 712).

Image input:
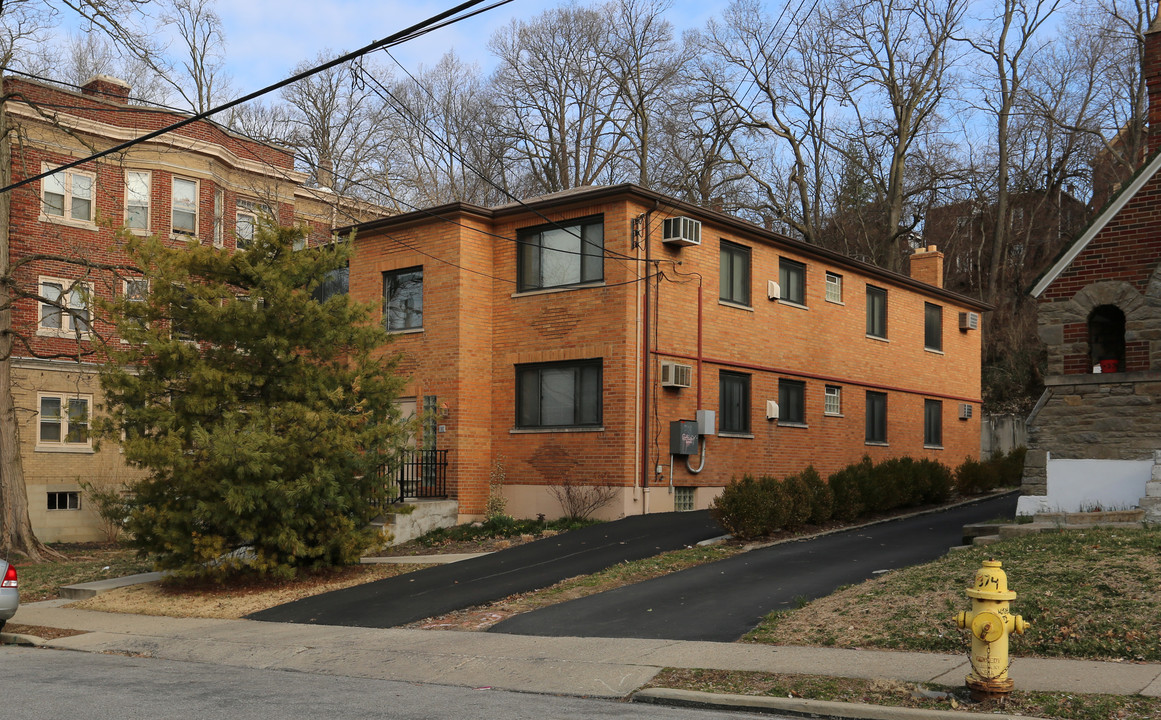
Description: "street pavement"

(248, 510), (723, 627)
(6, 601), (1161, 717)
(492, 493), (1018, 640)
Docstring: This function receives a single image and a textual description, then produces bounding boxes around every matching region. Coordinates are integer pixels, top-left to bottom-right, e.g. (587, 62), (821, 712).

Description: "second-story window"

(925, 302), (943, 351)
(39, 278), (92, 337)
(779, 258), (806, 305)
(172, 177), (198, 235)
(517, 217), (603, 292)
(825, 272), (843, 303)
(384, 267), (423, 331)
(866, 285), (887, 339)
(720, 240), (751, 306)
(125, 171), (150, 231)
(236, 199), (257, 250)
(42, 167), (94, 223)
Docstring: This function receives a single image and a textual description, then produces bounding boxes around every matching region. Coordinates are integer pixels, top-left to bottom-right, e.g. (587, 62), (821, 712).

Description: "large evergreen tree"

(100, 225), (407, 579)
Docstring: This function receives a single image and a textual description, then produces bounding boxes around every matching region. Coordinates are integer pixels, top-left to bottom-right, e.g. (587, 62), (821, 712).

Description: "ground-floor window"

(865, 391), (887, 444)
(719, 371), (751, 434)
(47, 490), (81, 510)
(674, 487), (695, 512)
(516, 359), (602, 428)
(924, 399), (943, 447)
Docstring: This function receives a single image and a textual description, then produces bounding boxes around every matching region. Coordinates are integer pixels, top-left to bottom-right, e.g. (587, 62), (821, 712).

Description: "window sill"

(39, 214), (98, 232)
(824, 412), (844, 418)
(777, 300), (808, 310)
(718, 431), (754, 439)
(37, 329), (93, 341)
(778, 421), (808, 428)
(718, 300), (753, 312)
(35, 445), (95, 454)
(825, 298), (845, 306)
(510, 426), (604, 434)
(925, 347), (945, 355)
(864, 441), (889, 447)
(866, 334), (889, 343)
(924, 444), (944, 450)
(512, 282), (605, 298)
(387, 327), (424, 336)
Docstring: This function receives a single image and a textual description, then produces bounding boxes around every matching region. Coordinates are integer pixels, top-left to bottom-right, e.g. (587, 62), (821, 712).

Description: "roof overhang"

(1031, 149), (1161, 298)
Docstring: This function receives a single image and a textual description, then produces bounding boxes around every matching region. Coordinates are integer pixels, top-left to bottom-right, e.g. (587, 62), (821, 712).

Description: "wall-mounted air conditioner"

(660, 361), (693, 388)
(959, 311), (979, 331)
(959, 403), (973, 420)
(662, 216), (701, 247)
(767, 281), (781, 301)
(766, 400), (779, 420)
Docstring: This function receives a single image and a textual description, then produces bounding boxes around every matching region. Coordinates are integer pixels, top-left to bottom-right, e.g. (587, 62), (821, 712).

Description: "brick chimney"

(909, 245), (944, 288)
(80, 75), (131, 104)
(1147, 2), (1161, 154)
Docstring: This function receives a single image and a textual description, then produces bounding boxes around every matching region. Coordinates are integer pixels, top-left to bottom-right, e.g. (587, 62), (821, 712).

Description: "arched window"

(1088, 305), (1125, 373)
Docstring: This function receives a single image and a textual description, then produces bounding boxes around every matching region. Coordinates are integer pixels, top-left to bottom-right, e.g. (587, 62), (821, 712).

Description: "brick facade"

(4, 76), (375, 542)
(347, 186), (988, 521)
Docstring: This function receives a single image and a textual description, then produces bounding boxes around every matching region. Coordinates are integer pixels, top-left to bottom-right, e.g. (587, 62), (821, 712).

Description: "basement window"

(47, 491), (81, 510)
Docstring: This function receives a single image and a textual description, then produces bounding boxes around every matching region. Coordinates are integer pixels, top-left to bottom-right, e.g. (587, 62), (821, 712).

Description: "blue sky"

(214, 0), (721, 92)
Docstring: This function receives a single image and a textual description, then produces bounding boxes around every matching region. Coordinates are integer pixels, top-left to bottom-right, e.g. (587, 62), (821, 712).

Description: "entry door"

(395, 398), (417, 448)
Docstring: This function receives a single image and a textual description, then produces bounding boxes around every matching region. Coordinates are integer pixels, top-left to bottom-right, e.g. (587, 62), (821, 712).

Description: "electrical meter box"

(669, 420), (700, 455)
(696, 409), (716, 436)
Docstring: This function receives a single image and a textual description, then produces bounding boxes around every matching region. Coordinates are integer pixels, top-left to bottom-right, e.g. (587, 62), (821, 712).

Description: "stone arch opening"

(1088, 304), (1125, 372)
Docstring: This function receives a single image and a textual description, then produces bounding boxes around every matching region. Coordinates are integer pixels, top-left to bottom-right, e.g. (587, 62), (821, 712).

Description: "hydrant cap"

(966, 559), (1017, 600)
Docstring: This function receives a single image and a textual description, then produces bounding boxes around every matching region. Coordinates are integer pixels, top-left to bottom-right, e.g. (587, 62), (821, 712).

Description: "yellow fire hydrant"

(955, 559), (1029, 700)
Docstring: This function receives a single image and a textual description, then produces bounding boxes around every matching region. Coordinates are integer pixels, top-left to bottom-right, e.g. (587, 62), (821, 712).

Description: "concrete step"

(972, 534), (1002, 546)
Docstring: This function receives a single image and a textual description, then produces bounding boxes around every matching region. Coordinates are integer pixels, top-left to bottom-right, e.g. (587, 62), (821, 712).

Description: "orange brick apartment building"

(347, 185), (990, 520)
(4, 75), (373, 542)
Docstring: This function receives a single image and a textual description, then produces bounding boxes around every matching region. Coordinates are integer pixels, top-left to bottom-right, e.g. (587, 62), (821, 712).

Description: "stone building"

(1018, 15), (1161, 518)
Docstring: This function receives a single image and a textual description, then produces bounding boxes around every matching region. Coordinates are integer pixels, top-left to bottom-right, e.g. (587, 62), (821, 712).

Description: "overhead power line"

(0, 0), (510, 196)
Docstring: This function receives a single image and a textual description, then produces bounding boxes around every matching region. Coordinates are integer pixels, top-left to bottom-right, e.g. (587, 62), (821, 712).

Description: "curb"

(0, 631), (45, 647)
(632, 688), (1033, 720)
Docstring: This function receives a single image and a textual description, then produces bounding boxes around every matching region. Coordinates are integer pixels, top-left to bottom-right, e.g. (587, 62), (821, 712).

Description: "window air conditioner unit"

(662, 216), (701, 247)
(959, 311), (979, 331)
(959, 403), (973, 420)
(660, 361), (693, 388)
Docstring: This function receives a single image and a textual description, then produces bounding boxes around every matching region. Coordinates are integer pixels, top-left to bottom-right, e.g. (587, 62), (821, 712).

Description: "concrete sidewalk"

(7, 600), (1161, 718)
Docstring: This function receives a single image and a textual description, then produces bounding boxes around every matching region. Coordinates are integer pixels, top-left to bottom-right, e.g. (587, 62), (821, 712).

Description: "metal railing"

(380, 449), (449, 502)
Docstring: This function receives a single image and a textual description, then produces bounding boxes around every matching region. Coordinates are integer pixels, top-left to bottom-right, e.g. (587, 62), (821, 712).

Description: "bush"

(828, 463), (864, 522)
(954, 456), (995, 495)
(781, 471), (813, 531)
(710, 476), (769, 540)
(800, 466), (833, 525)
(917, 458), (953, 503)
(996, 446), (1026, 487)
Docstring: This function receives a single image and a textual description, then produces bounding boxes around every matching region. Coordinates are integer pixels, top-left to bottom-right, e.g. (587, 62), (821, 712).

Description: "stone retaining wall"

(1021, 374), (1161, 496)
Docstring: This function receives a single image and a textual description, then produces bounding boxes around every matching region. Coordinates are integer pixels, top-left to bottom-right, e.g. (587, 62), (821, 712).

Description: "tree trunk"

(0, 78), (60, 561)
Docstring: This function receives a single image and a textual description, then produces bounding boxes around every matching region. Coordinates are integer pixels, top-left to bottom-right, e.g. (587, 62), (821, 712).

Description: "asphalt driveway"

(488, 492), (1018, 641)
(248, 510), (723, 627)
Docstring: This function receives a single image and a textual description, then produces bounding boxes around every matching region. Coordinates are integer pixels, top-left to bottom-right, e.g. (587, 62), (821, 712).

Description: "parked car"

(0, 557), (17, 633)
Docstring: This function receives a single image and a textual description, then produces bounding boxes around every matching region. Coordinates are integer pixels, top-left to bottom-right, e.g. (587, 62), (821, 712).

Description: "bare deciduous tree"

(830, 0), (967, 270)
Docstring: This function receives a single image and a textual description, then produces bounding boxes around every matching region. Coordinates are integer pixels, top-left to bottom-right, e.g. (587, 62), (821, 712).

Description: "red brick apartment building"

(4, 75), (373, 542)
(346, 185), (990, 521)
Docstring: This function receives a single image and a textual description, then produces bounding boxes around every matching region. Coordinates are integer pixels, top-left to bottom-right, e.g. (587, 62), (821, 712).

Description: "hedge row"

(710, 449), (1025, 540)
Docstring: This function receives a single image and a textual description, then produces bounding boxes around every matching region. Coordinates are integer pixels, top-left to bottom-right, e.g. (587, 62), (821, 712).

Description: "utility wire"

(0, 0), (509, 196)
